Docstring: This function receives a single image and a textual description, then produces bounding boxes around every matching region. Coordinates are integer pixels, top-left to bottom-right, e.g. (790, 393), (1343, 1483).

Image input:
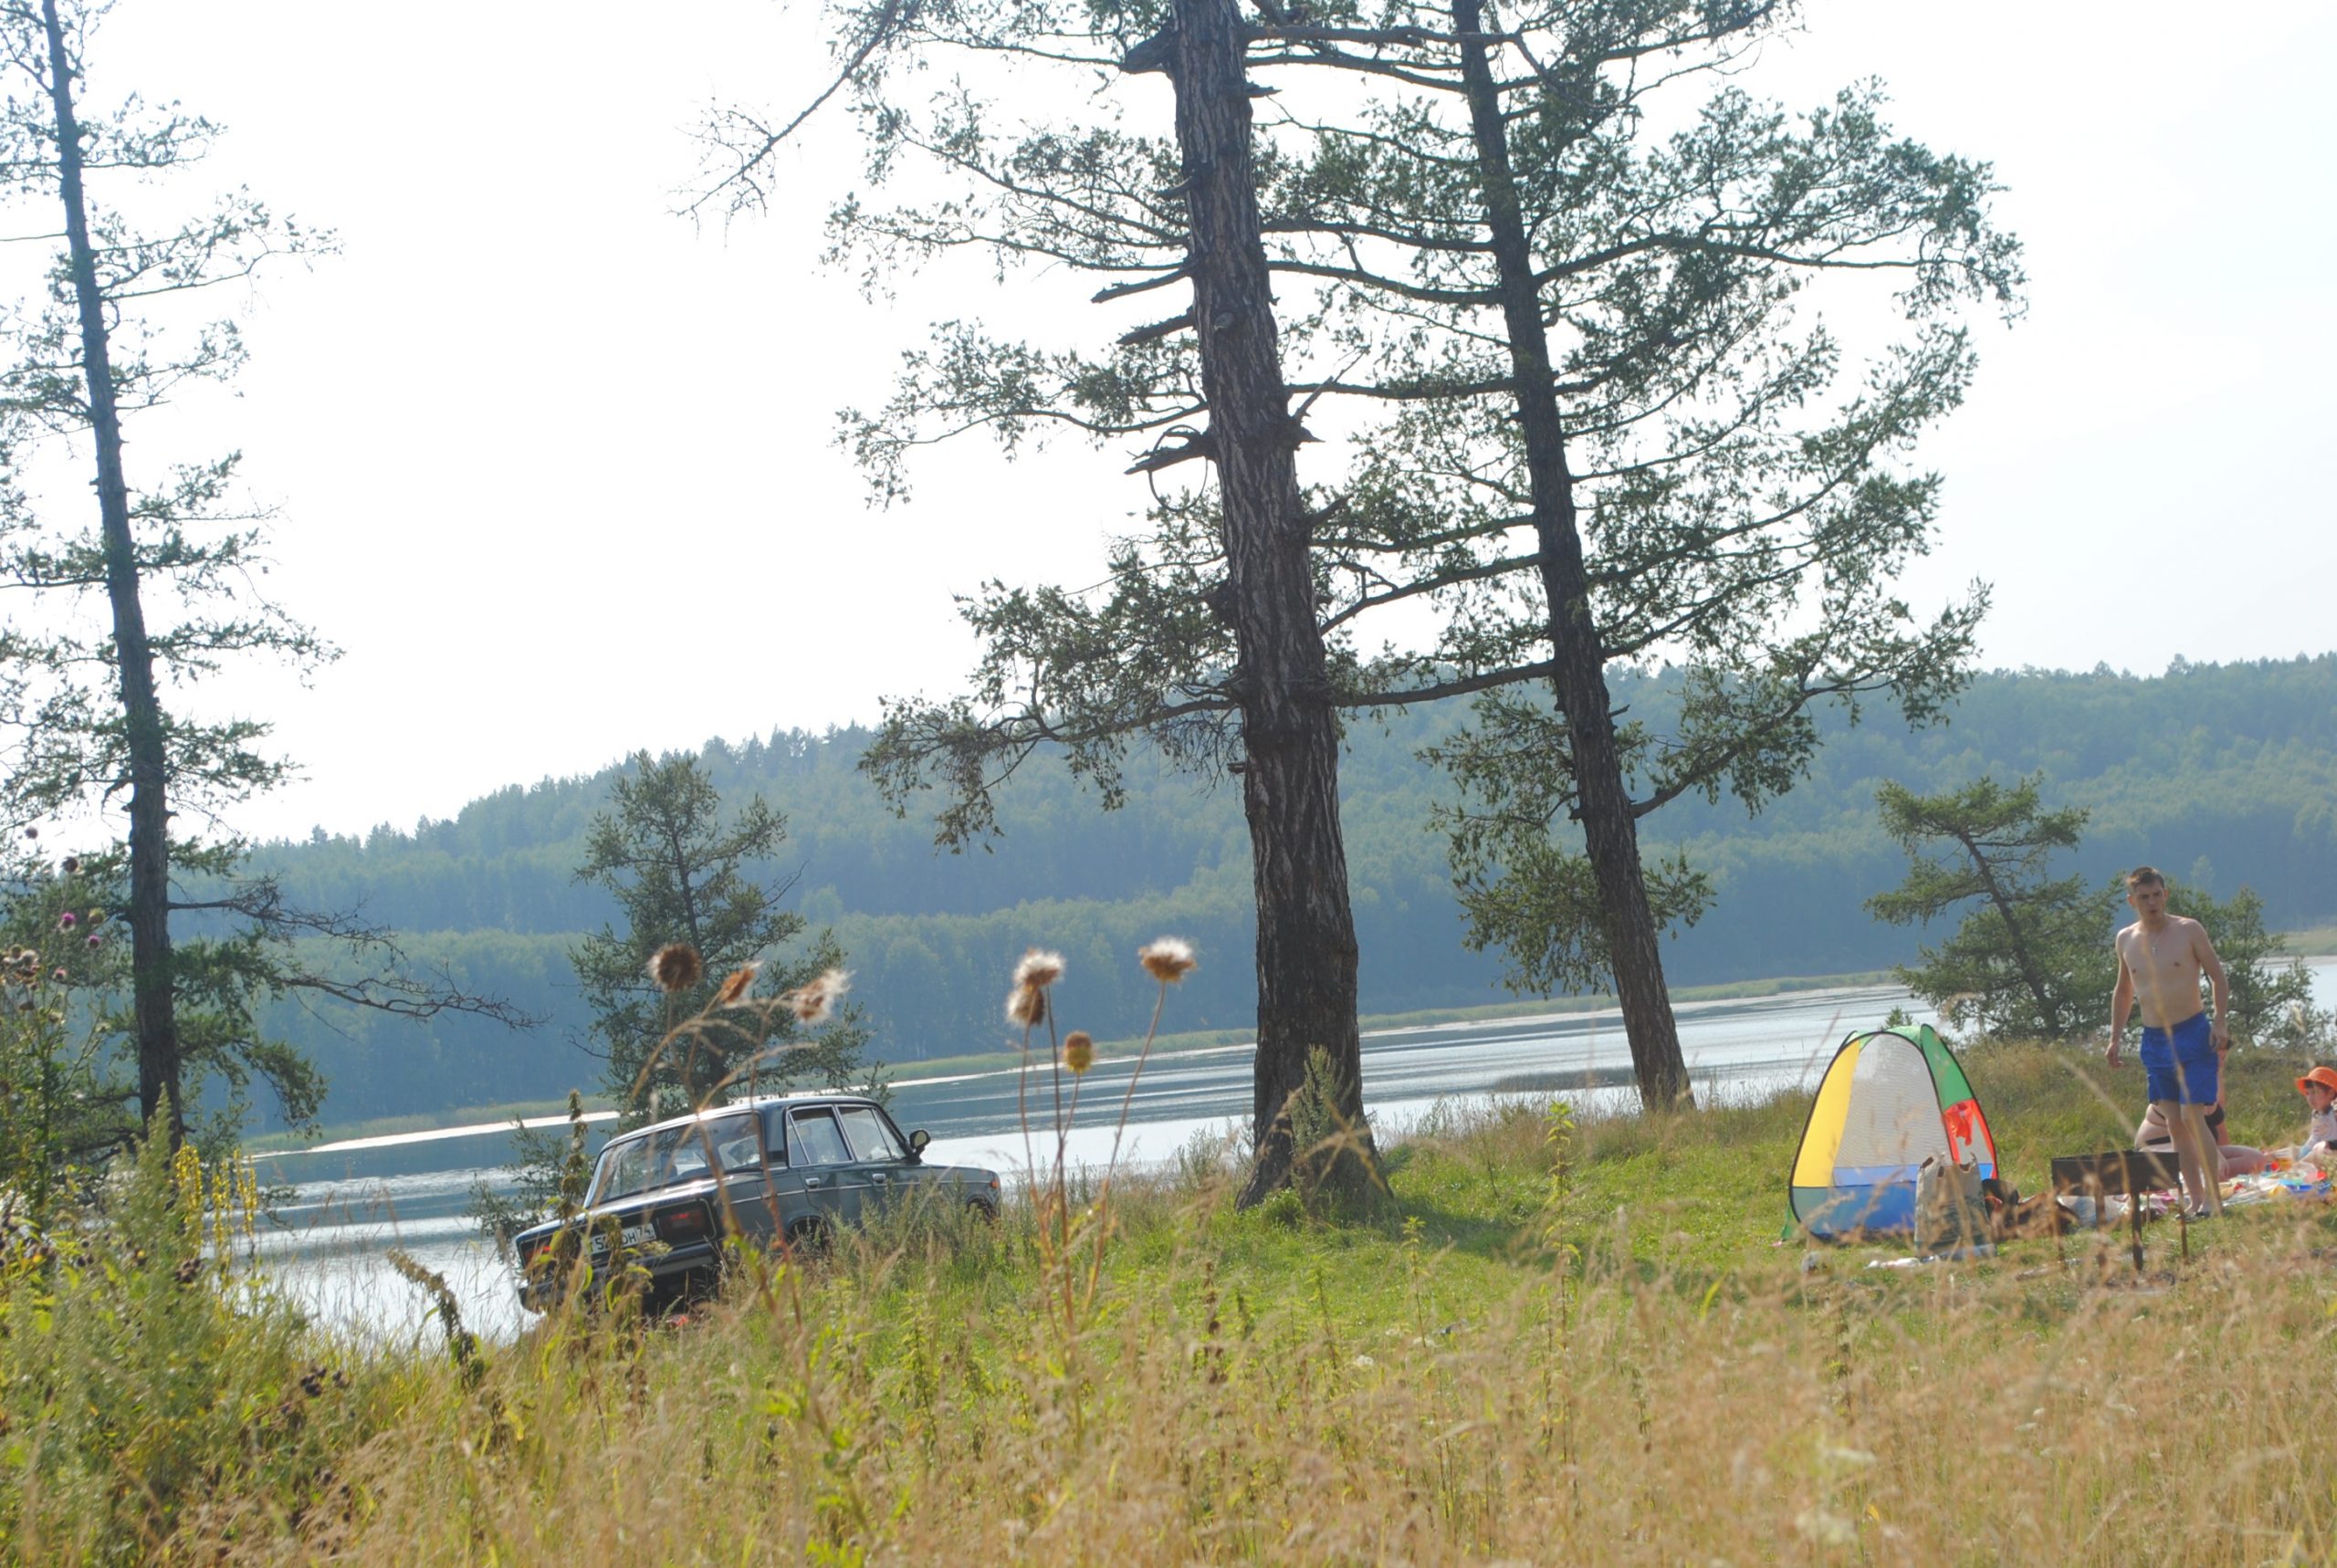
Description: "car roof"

(610, 1092), (882, 1143)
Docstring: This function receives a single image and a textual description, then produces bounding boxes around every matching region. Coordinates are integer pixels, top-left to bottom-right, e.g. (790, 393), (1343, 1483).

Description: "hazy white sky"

(21, 1), (2334, 844)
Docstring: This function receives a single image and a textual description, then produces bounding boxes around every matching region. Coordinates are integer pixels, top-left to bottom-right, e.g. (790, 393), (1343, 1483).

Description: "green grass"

(18, 1036), (2337, 1559)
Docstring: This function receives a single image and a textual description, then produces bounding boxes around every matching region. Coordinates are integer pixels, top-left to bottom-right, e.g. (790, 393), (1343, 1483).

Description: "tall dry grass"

(295, 1169), (2337, 1563)
(14, 1028), (2337, 1563)
(21, 1103), (2336, 1562)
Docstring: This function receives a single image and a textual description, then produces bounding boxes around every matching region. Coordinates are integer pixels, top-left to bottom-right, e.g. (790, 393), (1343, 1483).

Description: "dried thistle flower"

(713, 963), (760, 1007)
(1005, 985), (1046, 1030)
(1138, 937), (1198, 984)
(646, 943), (704, 993)
(783, 967), (851, 1027)
(1013, 948), (1065, 990)
(59, 856), (78, 876)
(1063, 1030), (1095, 1075)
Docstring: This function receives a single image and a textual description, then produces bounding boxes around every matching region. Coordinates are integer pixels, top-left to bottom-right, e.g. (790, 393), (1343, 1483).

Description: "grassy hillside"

(13, 1040), (2337, 1560)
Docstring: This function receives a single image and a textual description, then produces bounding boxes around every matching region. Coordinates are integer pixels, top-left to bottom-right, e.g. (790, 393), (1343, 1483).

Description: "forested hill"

(249, 656), (2337, 1125)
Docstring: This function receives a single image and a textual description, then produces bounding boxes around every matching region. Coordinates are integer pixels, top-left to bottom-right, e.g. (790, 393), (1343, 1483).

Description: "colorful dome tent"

(1789, 1024), (1996, 1239)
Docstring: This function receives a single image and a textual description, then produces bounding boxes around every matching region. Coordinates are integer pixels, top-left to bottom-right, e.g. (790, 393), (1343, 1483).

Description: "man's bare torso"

(2117, 915), (2208, 1030)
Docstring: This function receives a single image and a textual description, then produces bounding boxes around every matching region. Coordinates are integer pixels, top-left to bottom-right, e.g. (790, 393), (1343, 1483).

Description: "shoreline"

(249, 943), (2336, 1152)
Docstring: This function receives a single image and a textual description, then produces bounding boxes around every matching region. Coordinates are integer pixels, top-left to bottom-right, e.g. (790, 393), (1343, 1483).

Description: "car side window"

(789, 1109), (853, 1165)
(837, 1104), (907, 1163)
(710, 1115), (765, 1174)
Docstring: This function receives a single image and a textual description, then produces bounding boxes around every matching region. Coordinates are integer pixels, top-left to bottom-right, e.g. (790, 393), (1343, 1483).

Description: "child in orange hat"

(2293, 1065), (2337, 1158)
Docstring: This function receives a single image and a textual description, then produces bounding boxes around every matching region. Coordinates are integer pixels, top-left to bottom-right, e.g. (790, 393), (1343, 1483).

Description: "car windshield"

(589, 1113), (764, 1204)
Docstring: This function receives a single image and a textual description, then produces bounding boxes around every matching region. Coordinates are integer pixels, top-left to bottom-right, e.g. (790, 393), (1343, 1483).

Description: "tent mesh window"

(1834, 1035), (1954, 1175)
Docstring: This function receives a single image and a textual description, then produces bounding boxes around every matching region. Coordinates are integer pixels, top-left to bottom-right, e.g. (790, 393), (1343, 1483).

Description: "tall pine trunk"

(42, 0), (182, 1143)
(1138, 0), (1375, 1201)
(1454, 0), (1692, 1108)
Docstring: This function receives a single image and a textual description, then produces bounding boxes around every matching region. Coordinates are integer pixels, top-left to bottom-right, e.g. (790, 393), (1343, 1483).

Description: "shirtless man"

(2105, 866), (2231, 1218)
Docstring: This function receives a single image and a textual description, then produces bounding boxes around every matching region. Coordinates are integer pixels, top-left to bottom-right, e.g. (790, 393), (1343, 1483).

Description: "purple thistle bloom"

(58, 912), (76, 929)
(86, 933), (101, 948)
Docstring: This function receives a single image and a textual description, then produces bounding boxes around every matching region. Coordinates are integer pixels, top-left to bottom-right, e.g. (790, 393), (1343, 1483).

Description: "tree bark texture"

(1145, 0), (1374, 1202)
(1453, 0), (1692, 1109)
(43, 0), (183, 1143)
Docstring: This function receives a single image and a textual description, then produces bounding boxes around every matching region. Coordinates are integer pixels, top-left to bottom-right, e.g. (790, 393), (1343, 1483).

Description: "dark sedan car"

(511, 1093), (1001, 1312)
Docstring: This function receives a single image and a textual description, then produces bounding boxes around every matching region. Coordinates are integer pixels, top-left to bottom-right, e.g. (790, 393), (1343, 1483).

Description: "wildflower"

(783, 967), (850, 1027)
(1138, 937), (1198, 984)
(713, 963), (760, 1007)
(1013, 948), (1065, 990)
(20, 826), (33, 840)
(1063, 1030), (1095, 1074)
(646, 942), (704, 993)
(1005, 985), (1046, 1030)
(57, 912), (76, 930)
(59, 856), (78, 875)
(86, 911), (102, 925)
(50, 967), (64, 982)
(85, 934), (100, 948)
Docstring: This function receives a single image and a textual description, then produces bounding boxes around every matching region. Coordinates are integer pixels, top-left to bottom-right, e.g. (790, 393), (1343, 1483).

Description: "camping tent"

(1789, 1024), (1996, 1239)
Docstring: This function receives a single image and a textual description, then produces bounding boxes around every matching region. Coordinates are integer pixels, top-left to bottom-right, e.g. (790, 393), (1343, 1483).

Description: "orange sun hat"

(2295, 1066), (2337, 1096)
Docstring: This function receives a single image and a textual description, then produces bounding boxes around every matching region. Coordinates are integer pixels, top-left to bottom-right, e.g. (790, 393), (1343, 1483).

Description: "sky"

(11, 0), (2333, 845)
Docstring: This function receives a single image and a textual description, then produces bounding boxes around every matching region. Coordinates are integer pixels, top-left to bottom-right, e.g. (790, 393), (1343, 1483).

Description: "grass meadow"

(7, 1040), (2337, 1563)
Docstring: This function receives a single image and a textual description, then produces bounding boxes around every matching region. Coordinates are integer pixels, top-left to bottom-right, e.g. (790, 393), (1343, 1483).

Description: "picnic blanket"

(2101, 1160), (2330, 1221)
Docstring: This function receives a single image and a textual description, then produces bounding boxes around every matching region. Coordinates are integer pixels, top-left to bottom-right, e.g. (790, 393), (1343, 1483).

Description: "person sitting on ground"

(2290, 1065), (2337, 1161)
(2135, 1099), (2271, 1177)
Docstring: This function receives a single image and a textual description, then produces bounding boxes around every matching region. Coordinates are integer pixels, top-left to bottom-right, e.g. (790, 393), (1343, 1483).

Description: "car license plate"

(588, 1222), (657, 1256)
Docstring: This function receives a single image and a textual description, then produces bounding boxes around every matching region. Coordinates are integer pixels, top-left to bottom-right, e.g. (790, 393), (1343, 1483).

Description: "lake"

(252, 958), (2337, 1343)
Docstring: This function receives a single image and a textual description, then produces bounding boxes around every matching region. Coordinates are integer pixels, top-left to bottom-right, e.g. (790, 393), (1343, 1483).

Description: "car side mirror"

(908, 1128), (930, 1159)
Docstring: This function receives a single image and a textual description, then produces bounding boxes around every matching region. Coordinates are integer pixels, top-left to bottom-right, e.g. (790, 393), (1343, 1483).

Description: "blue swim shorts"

(2139, 1012), (2219, 1106)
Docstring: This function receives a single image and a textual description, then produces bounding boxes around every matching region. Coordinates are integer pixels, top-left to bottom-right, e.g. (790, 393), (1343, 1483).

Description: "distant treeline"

(244, 656), (2337, 1125)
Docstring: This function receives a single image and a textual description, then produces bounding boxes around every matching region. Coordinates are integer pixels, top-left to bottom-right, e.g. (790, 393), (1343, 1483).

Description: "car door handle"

(870, 1173), (889, 1184)
(803, 1176), (823, 1188)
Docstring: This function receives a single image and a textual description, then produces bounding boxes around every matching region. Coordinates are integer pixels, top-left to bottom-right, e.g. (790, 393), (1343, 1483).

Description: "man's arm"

(2193, 920), (2231, 1048)
(2108, 936), (2134, 1064)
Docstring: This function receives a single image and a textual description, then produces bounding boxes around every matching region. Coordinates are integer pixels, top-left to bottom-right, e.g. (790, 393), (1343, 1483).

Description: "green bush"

(0, 1114), (358, 1555)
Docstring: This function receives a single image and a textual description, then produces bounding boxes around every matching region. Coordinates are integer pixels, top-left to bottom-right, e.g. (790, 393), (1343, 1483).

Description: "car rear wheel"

(780, 1216), (832, 1259)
